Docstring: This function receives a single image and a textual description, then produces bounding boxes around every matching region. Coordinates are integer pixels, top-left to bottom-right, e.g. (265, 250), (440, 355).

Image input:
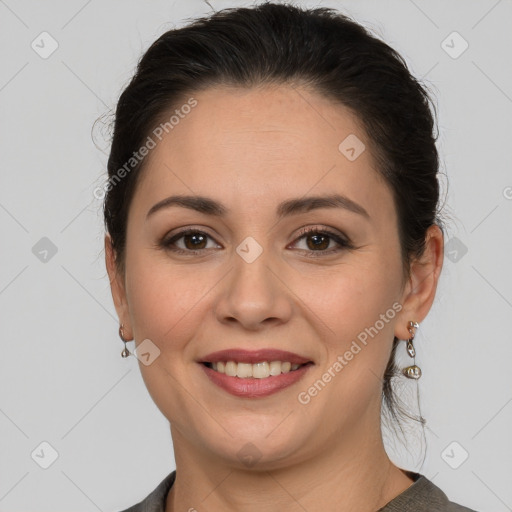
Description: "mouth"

(201, 360), (313, 378)
(197, 349), (314, 398)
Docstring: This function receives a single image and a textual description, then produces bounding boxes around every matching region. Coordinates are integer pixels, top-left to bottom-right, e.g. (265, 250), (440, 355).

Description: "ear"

(394, 224), (444, 340)
(105, 234), (133, 340)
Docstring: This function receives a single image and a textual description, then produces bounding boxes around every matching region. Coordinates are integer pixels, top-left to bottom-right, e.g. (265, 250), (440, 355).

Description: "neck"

(165, 419), (414, 512)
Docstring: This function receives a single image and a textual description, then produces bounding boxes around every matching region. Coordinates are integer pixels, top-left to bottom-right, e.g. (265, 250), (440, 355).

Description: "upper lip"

(199, 349), (313, 365)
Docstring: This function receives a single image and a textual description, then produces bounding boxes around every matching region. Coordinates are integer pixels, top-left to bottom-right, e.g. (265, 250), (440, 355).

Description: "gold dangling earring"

(402, 320), (421, 379)
(119, 324), (131, 358)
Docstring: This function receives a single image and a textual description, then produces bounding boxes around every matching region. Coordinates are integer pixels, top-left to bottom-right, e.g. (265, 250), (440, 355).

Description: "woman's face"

(108, 84), (423, 469)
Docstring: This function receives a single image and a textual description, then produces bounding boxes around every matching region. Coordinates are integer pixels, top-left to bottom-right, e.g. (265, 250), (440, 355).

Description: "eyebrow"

(146, 193), (370, 220)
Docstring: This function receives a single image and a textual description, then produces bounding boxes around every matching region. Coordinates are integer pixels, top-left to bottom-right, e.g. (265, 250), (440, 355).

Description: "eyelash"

(161, 226), (353, 257)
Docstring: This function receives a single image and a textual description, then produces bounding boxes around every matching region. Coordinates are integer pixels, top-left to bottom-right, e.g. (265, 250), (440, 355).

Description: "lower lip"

(199, 363), (313, 398)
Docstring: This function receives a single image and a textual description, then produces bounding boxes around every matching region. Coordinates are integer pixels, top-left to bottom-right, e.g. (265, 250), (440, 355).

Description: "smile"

(203, 360), (306, 378)
(199, 361), (314, 398)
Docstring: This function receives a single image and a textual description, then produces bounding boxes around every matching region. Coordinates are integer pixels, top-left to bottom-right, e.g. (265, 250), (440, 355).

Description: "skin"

(106, 83), (443, 511)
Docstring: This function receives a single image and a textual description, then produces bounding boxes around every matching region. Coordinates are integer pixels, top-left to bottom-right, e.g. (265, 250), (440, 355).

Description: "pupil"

(307, 234), (328, 250)
(185, 233), (206, 250)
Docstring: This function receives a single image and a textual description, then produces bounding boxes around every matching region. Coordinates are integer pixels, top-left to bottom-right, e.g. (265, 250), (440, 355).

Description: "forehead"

(131, 84), (394, 222)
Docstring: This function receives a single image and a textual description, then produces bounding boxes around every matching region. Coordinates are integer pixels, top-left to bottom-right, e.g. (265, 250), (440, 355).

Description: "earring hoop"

(119, 324), (131, 358)
(402, 320), (421, 379)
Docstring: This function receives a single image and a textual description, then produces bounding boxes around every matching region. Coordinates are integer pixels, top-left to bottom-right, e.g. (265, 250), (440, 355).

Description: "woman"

(104, 3), (477, 511)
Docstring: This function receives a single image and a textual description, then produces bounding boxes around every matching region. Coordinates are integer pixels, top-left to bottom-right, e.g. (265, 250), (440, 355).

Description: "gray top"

(118, 470), (478, 512)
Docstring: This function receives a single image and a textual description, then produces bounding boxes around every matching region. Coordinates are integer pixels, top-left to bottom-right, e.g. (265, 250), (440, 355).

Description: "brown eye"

(291, 227), (351, 256)
(305, 232), (330, 251)
(162, 229), (221, 254)
(182, 232), (207, 250)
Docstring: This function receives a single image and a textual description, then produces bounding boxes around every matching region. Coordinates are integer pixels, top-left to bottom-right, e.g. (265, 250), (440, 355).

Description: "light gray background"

(1, 0), (511, 510)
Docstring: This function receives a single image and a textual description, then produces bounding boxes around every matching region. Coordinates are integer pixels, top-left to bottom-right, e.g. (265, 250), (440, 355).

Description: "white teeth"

(209, 360), (304, 378)
(236, 362), (252, 378)
(224, 361), (237, 377)
(252, 361), (269, 378)
(269, 361), (282, 376)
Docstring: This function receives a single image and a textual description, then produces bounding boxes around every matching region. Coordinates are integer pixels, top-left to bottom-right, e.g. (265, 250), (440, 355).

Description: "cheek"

(298, 259), (399, 337)
(293, 270), (399, 420)
(291, 256), (401, 396)
(123, 256), (213, 423)
(124, 246), (229, 360)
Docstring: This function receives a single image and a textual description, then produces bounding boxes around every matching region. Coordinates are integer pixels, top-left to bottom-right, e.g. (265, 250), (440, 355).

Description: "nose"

(214, 249), (293, 332)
